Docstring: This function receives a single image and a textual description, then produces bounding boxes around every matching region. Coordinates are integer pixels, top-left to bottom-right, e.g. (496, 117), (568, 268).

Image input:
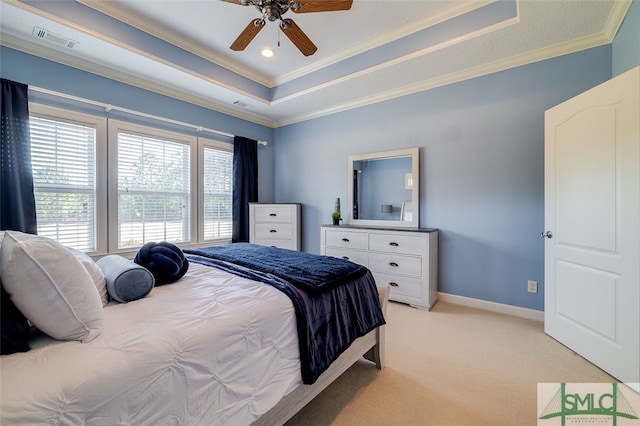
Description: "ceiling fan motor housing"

(263, 4), (281, 21)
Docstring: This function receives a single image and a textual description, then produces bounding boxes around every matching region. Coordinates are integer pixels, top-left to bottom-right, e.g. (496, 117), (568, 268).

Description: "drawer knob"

(270, 229), (277, 233)
(389, 282), (399, 287)
(269, 213), (277, 216)
(342, 238), (350, 242)
(389, 242), (399, 247)
(389, 262), (399, 267)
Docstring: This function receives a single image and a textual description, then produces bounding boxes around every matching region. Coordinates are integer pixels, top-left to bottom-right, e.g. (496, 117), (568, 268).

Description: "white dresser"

(249, 203), (301, 250)
(320, 225), (438, 310)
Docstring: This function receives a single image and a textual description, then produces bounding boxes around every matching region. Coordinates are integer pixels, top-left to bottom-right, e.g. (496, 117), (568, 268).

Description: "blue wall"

(613, 0), (640, 77)
(273, 46), (613, 311)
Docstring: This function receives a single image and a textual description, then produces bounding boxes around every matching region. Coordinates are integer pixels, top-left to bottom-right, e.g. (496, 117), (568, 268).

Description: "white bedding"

(0, 262), (302, 425)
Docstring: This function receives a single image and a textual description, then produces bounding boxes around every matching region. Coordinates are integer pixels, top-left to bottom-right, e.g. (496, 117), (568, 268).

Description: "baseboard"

(438, 292), (544, 322)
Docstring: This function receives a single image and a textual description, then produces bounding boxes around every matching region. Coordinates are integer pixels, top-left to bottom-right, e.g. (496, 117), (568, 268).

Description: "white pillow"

(0, 231), (103, 342)
(70, 248), (109, 307)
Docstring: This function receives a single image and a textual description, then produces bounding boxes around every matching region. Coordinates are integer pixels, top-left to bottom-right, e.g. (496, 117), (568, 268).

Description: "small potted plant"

(332, 197), (342, 225)
(331, 210), (341, 226)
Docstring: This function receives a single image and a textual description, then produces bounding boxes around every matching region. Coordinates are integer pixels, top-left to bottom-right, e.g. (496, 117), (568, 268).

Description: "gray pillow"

(97, 255), (155, 303)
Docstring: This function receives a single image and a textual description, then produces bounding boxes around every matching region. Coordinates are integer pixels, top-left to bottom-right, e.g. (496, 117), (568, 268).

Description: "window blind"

(117, 131), (191, 248)
(30, 116), (97, 251)
(203, 146), (233, 240)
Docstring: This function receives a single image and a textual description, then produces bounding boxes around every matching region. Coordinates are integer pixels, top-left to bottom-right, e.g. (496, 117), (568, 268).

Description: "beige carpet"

(285, 300), (617, 426)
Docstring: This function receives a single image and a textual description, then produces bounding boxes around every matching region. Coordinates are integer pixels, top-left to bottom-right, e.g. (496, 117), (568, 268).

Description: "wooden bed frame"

(254, 285), (390, 425)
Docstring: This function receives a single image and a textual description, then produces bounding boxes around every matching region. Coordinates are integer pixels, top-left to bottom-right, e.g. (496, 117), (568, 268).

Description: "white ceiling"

(0, 0), (631, 127)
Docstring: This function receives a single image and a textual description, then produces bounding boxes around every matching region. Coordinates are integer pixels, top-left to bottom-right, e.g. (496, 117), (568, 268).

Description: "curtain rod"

(29, 86), (267, 146)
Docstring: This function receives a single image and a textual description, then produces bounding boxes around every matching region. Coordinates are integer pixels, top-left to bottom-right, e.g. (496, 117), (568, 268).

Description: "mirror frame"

(347, 147), (419, 228)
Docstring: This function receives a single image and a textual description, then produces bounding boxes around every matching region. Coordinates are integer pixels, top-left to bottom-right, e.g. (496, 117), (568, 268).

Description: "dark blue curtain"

(1, 79), (35, 355)
(232, 135), (258, 243)
(1, 78), (37, 234)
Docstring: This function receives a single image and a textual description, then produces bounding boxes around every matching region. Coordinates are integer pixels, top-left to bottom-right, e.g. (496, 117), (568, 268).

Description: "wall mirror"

(347, 147), (419, 228)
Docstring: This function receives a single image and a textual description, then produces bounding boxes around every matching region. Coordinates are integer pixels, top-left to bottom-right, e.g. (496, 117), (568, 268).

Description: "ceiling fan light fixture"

(261, 48), (275, 58)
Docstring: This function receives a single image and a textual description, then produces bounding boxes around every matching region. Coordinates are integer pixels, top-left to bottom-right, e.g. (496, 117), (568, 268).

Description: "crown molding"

(76, 0), (272, 88)
(77, 0), (497, 88)
(273, 0), (496, 85)
(273, 30), (613, 127)
(272, 13), (519, 105)
(0, 33), (276, 128)
(602, 0), (633, 41)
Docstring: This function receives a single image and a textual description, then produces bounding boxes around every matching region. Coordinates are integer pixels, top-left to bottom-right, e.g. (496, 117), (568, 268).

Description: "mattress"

(0, 262), (301, 425)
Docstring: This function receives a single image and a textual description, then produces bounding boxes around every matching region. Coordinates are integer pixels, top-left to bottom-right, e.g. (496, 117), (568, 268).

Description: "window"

(29, 105), (107, 253)
(200, 139), (233, 241)
(109, 121), (196, 250)
(28, 105), (234, 255)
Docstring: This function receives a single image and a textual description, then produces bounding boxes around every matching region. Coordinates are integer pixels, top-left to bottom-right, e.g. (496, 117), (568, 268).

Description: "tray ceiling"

(0, 0), (631, 127)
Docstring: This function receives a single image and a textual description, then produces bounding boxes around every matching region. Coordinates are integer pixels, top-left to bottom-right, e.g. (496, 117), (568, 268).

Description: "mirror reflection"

(352, 156), (412, 221)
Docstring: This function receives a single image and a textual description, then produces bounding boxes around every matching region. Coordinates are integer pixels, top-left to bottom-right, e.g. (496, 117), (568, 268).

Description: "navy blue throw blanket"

(186, 243), (368, 294)
(184, 244), (386, 385)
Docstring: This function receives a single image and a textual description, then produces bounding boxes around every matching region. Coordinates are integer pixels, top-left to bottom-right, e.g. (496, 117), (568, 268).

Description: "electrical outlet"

(527, 280), (538, 294)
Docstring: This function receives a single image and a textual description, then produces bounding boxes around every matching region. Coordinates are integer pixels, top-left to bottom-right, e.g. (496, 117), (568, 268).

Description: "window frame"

(28, 103), (108, 255)
(107, 119), (198, 254)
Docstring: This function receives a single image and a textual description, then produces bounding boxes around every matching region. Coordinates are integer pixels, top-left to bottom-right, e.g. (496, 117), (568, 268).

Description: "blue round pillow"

(134, 241), (189, 286)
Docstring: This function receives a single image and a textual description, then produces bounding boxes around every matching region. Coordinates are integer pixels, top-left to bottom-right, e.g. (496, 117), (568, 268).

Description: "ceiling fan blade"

(280, 19), (317, 56)
(220, 0), (245, 5)
(230, 19), (265, 51)
(294, 0), (353, 13)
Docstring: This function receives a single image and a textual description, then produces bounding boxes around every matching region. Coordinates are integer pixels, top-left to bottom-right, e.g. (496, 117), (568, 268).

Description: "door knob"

(541, 231), (553, 239)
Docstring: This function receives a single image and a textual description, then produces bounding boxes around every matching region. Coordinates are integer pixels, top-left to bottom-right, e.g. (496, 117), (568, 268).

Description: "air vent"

(233, 100), (250, 108)
(32, 27), (78, 49)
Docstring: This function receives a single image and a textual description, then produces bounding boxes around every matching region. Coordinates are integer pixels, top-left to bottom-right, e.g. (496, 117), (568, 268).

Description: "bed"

(0, 232), (388, 425)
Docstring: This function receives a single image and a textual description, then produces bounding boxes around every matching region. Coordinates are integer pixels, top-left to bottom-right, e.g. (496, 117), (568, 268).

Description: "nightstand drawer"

(324, 247), (369, 267)
(252, 205), (293, 223)
(324, 229), (369, 250)
(369, 252), (421, 276)
(369, 233), (424, 255)
(254, 223), (292, 239)
(373, 272), (422, 298)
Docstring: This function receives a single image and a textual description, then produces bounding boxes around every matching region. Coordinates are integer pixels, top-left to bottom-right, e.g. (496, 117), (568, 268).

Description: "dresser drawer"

(369, 233), (424, 255)
(324, 247), (369, 267)
(254, 223), (292, 239)
(373, 272), (422, 299)
(324, 229), (369, 250)
(369, 252), (421, 276)
(253, 239), (294, 250)
(252, 205), (293, 223)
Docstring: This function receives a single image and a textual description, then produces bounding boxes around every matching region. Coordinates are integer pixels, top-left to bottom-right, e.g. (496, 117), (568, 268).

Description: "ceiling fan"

(221, 0), (353, 56)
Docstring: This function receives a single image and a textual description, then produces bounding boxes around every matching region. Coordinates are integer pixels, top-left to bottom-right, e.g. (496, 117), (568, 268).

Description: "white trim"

(438, 292), (544, 322)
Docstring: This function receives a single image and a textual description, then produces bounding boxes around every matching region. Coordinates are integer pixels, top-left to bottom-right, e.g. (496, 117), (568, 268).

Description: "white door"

(544, 67), (639, 389)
